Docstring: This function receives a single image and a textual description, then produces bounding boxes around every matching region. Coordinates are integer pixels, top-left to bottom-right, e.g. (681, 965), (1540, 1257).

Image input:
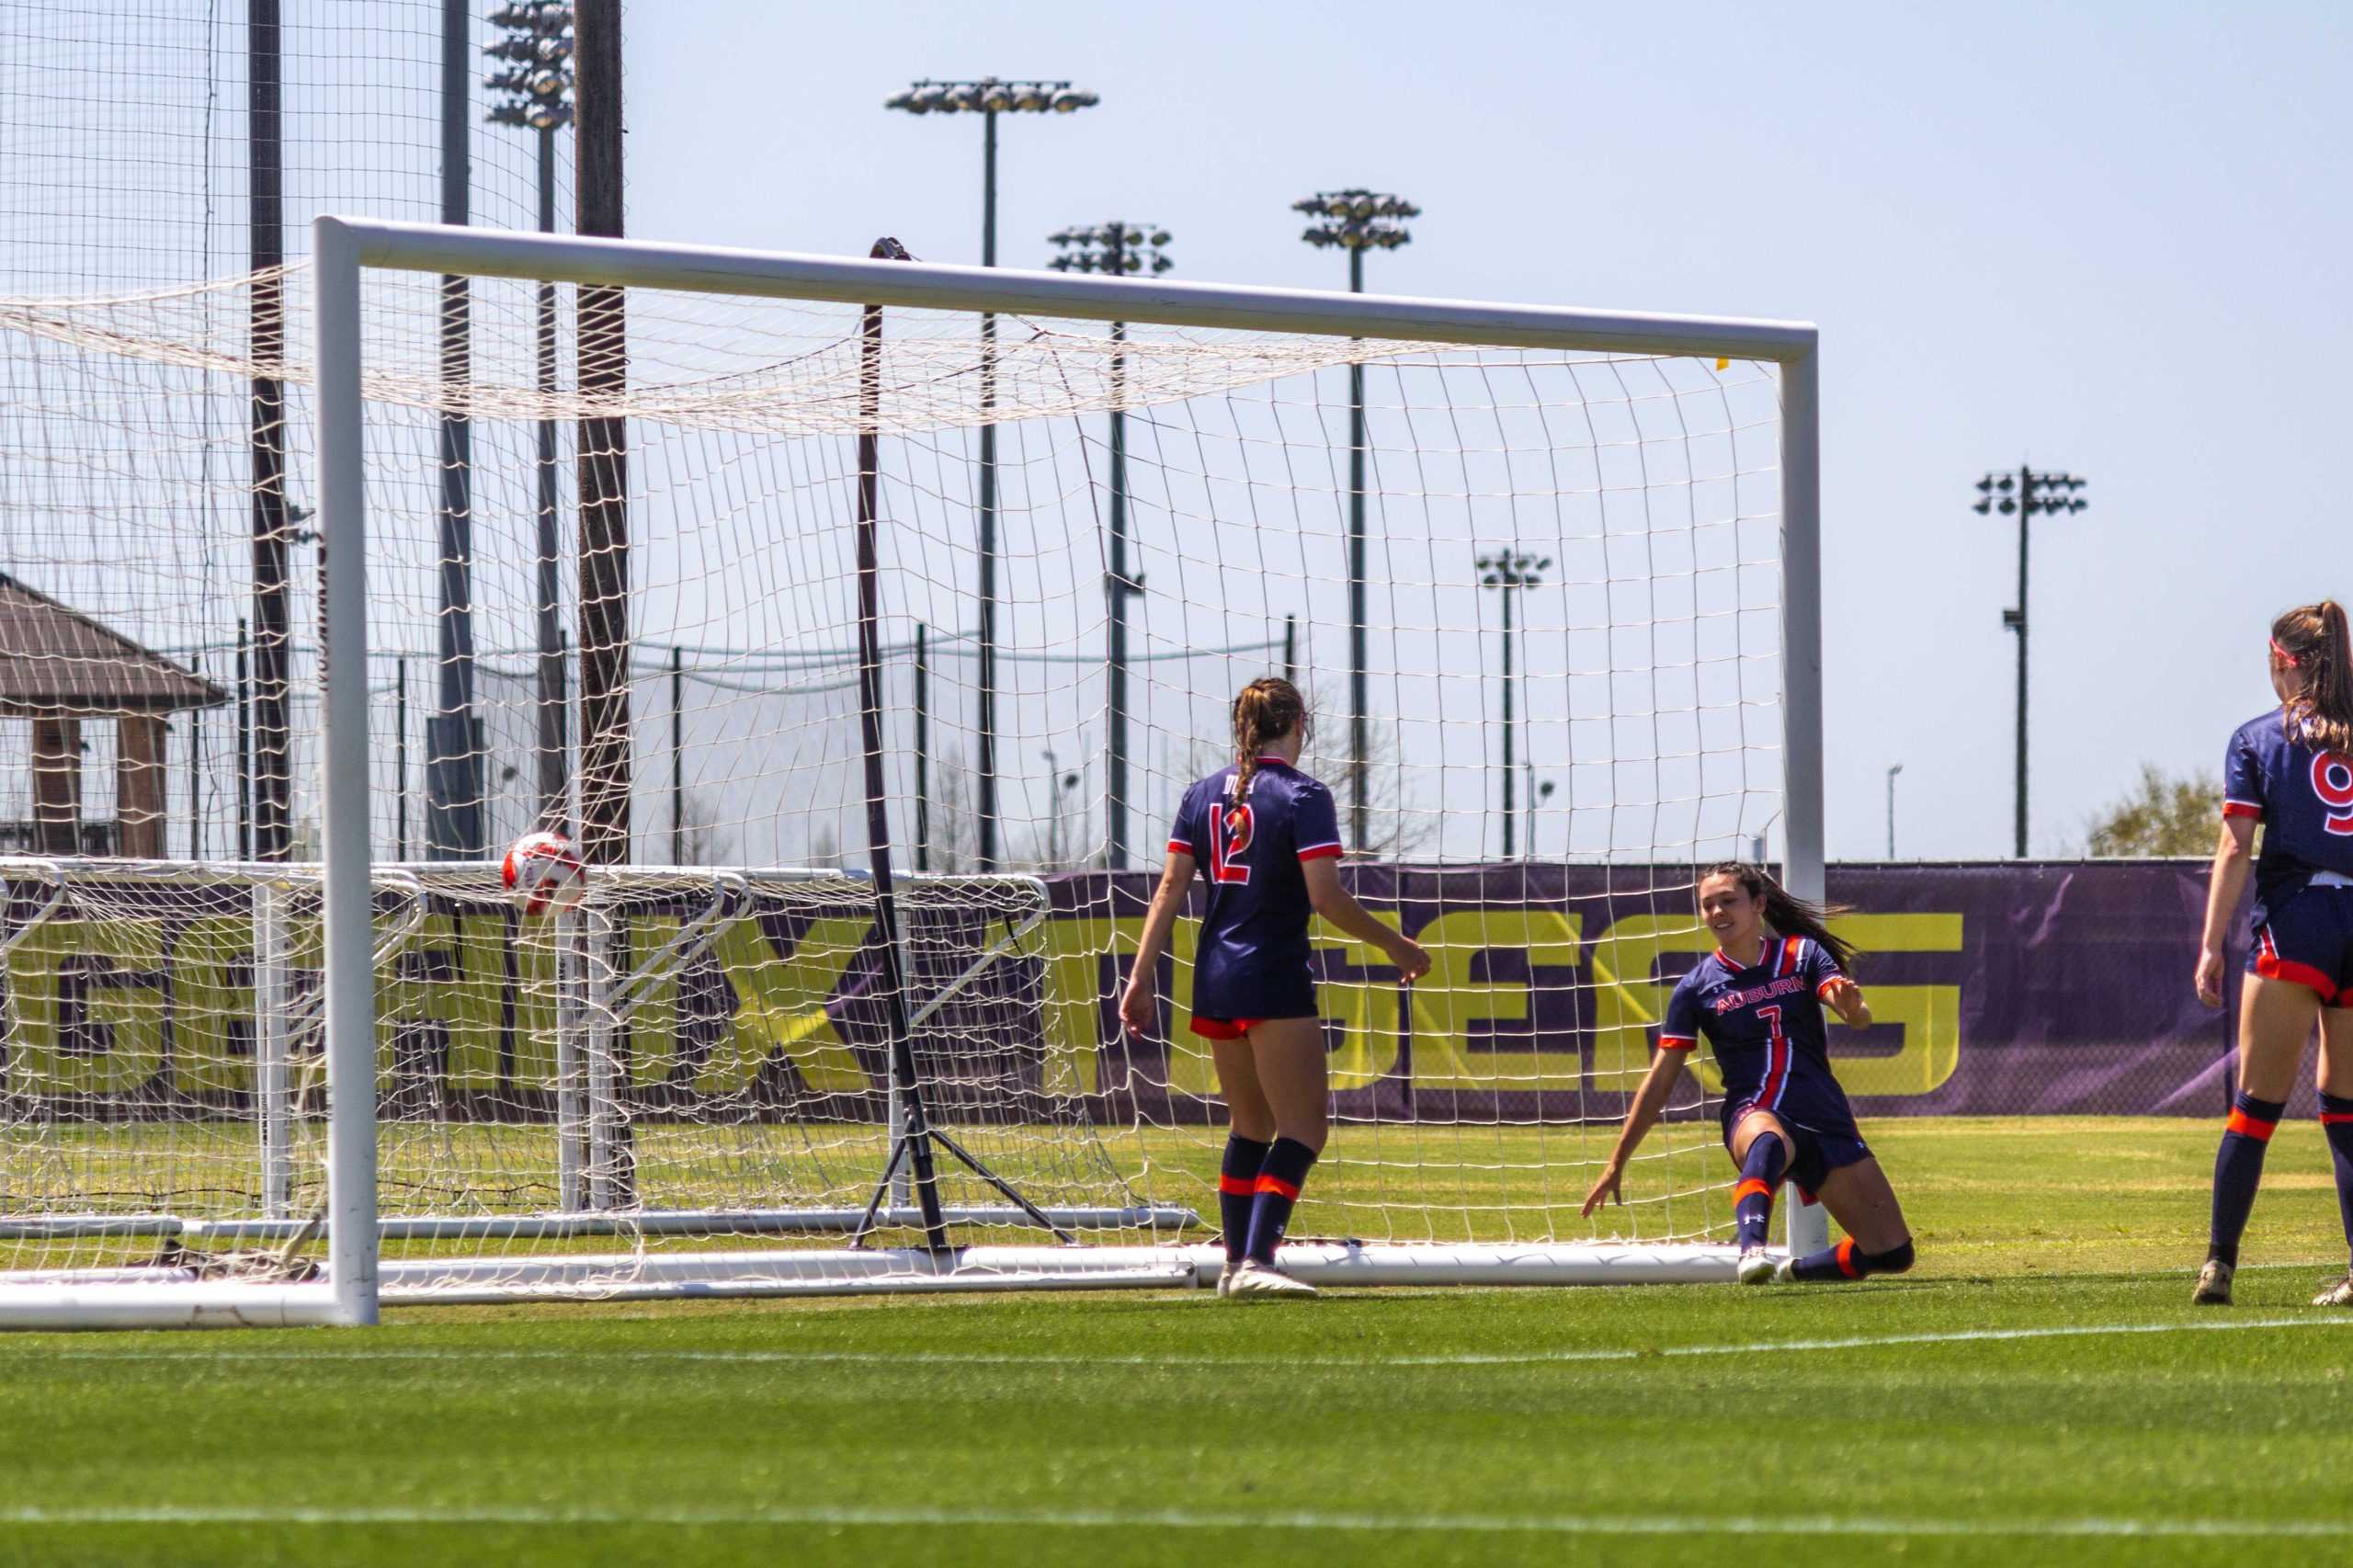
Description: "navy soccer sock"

(1218, 1135), (1272, 1267)
(2209, 1092), (2286, 1268)
(1788, 1237), (1915, 1282)
(1733, 1132), (1788, 1251)
(2322, 1094), (2353, 1268)
(1245, 1137), (1319, 1266)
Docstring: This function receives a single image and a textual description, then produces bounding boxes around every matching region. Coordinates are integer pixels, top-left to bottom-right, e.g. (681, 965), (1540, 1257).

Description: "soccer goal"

(0, 216), (1822, 1327)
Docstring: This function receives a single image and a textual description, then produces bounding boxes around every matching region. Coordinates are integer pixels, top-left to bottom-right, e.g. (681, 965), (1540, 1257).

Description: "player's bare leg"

(2202, 974), (2323, 1304)
(1773, 1158), (1914, 1283)
(2312, 1004), (2353, 1307)
(1728, 1108), (1796, 1284)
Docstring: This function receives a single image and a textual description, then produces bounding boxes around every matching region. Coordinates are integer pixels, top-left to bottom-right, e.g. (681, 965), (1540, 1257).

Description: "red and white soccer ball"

(501, 830), (586, 916)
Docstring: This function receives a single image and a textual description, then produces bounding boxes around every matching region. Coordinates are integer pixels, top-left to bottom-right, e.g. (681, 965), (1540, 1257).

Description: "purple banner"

(1046, 860), (2247, 1120)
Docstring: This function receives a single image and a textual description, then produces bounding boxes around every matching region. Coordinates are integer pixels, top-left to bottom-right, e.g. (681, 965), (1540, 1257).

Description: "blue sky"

(626, 0), (2353, 859)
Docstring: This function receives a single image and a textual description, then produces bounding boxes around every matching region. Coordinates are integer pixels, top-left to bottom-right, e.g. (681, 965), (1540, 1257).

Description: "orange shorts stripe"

(1254, 1174), (1302, 1200)
(1733, 1177), (1777, 1203)
(1217, 1175), (1256, 1197)
(2226, 1108), (2279, 1142)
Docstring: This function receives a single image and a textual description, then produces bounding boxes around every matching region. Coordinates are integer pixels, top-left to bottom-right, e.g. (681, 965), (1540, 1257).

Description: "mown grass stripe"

(5, 1504), (2350, 1538)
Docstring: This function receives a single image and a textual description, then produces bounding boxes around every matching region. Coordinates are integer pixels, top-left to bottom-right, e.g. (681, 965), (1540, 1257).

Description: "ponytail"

(1230, 676), (1310, 800)
(2271, 600), (2353, 756)
(1700, 861), (1859, 975)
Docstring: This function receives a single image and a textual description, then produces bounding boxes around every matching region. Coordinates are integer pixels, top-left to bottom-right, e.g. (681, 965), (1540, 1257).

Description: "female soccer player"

(2192, 600), (2353, 1308)
(1581, 862), (1915, 1286)
(1119, 677), (1429, 1299)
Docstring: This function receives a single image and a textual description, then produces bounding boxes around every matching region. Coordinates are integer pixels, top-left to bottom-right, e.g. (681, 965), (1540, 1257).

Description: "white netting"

(0, 247), (1788, 1303)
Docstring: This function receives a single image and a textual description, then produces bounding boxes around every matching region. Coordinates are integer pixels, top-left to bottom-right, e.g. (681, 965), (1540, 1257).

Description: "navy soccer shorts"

(2247, 879), (2353, 1005)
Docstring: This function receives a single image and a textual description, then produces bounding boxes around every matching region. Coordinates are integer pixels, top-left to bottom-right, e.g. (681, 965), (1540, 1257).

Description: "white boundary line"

(11, 1312), (2350, 1369)
(5, 1503), (2350, 1539)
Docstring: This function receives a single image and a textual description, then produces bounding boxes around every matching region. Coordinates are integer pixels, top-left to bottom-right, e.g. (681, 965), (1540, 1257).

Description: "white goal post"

(0, 216), (1823, 1329)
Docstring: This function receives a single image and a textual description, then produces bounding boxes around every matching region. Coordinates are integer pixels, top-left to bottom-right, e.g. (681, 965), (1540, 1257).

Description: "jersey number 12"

(1209, 803), (1255, 883)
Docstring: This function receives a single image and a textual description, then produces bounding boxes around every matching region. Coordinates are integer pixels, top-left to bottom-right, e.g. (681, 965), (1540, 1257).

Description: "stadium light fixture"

(884, 77), (1101, 873)
(1046, 222), (1174, 872)
(1973, 464), (2089, 858)
(1476, 548), (1549, 859)
(1295, 187), (1420, 849)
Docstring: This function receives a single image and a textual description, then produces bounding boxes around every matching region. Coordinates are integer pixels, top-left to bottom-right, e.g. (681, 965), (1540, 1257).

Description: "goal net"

(0, 219), (1820, 1325)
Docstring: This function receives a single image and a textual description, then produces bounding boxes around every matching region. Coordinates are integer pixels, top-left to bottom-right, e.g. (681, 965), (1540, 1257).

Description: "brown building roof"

(0, 573), (230, 713)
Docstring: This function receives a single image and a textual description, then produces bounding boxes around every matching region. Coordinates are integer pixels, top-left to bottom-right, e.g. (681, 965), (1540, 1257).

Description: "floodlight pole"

(428, 0), (485, 861)
(1974, 465), (2088, 858)
(1048, 222), (1174, 871)
(1294, 188), (1418, 851)
(246, 0), (291, 863)
(1478, 549), (1547, 859)
(885, 78), (1100, 872)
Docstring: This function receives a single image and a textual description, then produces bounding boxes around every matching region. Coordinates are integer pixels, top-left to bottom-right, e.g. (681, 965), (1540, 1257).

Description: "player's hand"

(1580, 1163), (1623, 1217)
(1118, 982), (1156, 1040)
(1387, 934), (1431, 985)
(1824, 977), (1871, 1028)
(2195, 945), (2227, 1009)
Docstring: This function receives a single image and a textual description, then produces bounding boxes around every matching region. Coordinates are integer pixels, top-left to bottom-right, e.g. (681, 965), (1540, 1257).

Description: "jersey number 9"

(2313, 752), (2353, 836)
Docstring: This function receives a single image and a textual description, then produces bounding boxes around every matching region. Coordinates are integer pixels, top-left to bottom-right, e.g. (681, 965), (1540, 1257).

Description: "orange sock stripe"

(1255, 1174), (1302, 1200)
(2226, 1108), (2279, 1141)
(1733, 1177), (1777, 1203)
(2322, 1113), (2353, 1126)
(1217, 1175), (1256, 1196)
(1835, 1237), (1860, 1278)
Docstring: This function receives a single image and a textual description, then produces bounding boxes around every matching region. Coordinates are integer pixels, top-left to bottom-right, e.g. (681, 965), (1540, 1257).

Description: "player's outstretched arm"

(1822, 976), (1872, 1028)
(1120, 851), (1195, 1038)
(2196, 814), (2256, 1008)
(1581, 1047), (1687, 1216)
(1301, 857), (1429, 983)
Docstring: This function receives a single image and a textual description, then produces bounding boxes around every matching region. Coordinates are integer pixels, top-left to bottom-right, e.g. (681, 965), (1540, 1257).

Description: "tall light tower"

(886, 78), (1099, 870)
(1477, 547), (1548, 859)
(485, 1), (574, 832)
(1048, 222), (1172, 870)
(1972, 467), (2087, 857)
(1295, 188), (1417, 851)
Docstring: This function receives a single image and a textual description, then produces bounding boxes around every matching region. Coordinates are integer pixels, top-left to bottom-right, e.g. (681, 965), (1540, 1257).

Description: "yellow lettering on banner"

(1163, 916), (1220, 1098)
(1407, 910), (1584, 1091)
(1824, 913), (1964, 1096)
(1309, 910), (1405, 1091)
(1588, 914), (1720, 1095)
(621, 915), (684, 1085)
(410, 913), (511, 1092)
(4, 916), (167, 1096)
(171, 915), (256, 1096)
(1038, 915), (1146, 1096)
(508, 916), (562, 1089)
(694, 916), (870, 1095)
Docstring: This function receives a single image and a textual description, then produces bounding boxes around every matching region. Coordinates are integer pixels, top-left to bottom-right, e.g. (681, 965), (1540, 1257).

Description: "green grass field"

(5, 1116), (2352, 1567)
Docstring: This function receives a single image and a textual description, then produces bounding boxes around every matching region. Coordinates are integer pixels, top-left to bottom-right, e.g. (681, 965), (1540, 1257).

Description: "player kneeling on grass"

(1120, 677), (1429, 1301)
(2193, 600), (2353, 1309)
(1582, 863), (1915, 1286)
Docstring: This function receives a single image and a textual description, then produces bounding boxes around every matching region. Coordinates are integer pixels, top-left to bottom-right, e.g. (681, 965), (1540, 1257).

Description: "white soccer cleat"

(2313, 1274), (2353, 1308)
(2192, 1259), (2234, 1306)
(1222, 1260), (1317, 1300)
(1214, 1264), (1239, 1298)
(1771, 1256), (1799, 1284)
(1736, 1247), (1778, 1286)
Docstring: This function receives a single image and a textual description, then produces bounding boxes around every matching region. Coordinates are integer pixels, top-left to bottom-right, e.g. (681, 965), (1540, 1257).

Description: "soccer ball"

(501, 830), (586, 916)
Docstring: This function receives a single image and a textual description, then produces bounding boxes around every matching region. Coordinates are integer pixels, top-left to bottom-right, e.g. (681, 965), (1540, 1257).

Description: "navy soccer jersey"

(2224, 708), (2353, 1000)
(2223, 708), (2353, 903)
(1660, 935), (1855, 1128)
(1166, 757), (1345, 1021)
